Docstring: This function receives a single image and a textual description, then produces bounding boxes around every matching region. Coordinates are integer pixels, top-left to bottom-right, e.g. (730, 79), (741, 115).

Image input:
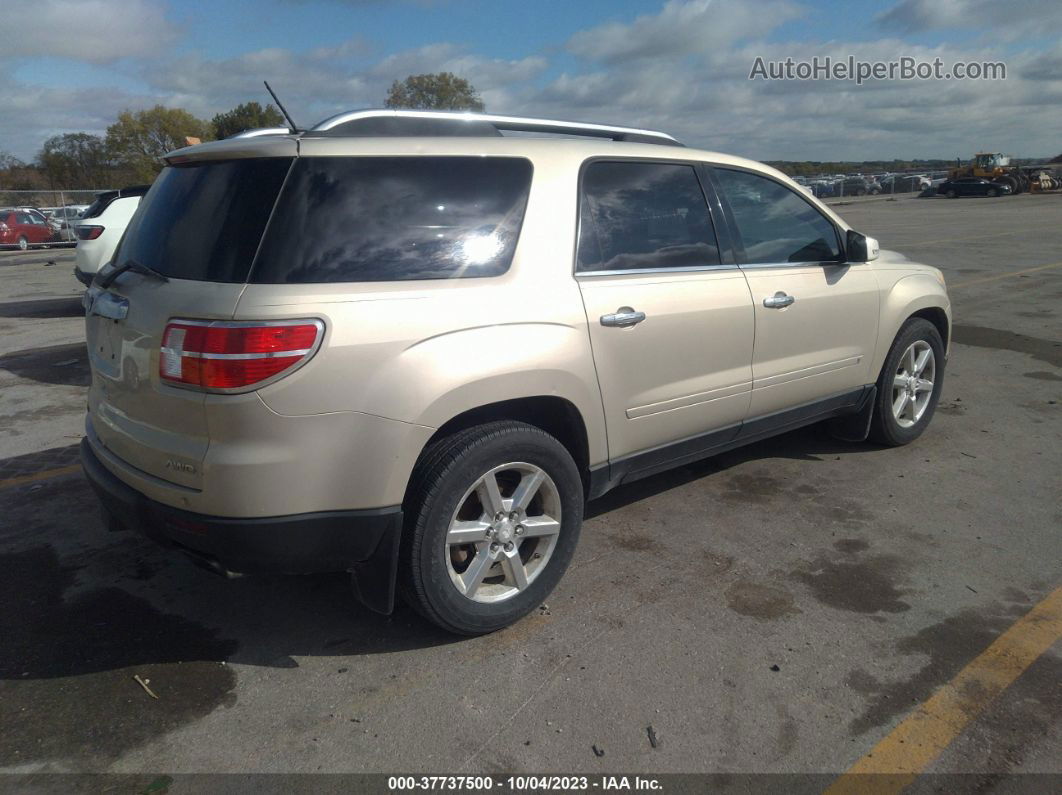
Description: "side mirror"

(847, 230), (879, 263)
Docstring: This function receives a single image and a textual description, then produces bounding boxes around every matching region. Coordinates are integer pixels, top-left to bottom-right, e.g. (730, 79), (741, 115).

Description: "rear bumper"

(80, 438), (403, 613)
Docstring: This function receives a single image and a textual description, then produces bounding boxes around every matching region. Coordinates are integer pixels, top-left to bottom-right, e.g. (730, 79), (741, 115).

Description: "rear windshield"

(81, 192), (117, 220)
(114, 159), (292, 282)
(250, 156), (533, 283)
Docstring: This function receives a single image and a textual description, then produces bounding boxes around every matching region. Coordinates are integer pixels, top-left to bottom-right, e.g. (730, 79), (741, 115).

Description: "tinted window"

(251, 157), (533, 283)
(714, 168), (841, 264)
(577, 161), (720, 272)
(81, 191), (118, 219)
(115, 159), (292, 282)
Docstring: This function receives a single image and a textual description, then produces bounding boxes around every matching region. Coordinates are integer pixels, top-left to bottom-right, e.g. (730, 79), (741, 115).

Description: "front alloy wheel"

(890, 340), (936, 428)
(870, 318), (945, 446)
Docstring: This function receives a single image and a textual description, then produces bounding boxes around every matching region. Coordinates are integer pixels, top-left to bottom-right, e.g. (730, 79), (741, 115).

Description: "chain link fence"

(0, 189), (108, 210)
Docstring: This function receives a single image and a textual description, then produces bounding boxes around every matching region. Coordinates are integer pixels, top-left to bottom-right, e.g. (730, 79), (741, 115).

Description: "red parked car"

(0, 208), (58, 250)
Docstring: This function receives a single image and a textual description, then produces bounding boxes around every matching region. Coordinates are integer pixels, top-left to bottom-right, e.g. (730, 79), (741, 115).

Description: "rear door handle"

(763, 292), (795, 309)
(600, 307), (646, 327)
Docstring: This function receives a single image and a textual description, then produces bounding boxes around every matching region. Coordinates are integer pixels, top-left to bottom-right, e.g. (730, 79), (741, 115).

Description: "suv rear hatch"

(85, 154), (293, 489)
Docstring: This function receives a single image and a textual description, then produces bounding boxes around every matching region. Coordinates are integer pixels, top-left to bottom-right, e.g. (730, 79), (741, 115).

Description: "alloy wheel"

(444, 462), (562, 603)
(891, 340), (936, 428)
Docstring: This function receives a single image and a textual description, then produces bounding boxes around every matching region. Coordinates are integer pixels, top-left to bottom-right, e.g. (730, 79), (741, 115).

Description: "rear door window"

(114, 158), (292, 283)
(250, 156), (533, 283)
(576, 161), (720, 273)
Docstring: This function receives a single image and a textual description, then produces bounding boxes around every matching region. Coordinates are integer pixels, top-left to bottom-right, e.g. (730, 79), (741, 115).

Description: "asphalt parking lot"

(1, 193), (1059, 784)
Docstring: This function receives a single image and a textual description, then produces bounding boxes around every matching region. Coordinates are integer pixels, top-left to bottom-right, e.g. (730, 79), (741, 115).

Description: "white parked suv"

(80, 110), (951, 634)
(74, 187), (149, 285)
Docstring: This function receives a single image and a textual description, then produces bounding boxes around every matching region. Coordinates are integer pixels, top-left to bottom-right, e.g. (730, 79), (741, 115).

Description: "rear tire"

(869, 319), (945, 446)
(17, 236), (28, 251)
(946, 189), (957, 199)
(398, 421), (583, 635)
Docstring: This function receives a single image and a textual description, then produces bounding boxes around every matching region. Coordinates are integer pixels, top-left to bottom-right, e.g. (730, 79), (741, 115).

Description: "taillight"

(0, 222), (8, 232)
(77, 225), (104, 240)
(160, 319), (324, 392)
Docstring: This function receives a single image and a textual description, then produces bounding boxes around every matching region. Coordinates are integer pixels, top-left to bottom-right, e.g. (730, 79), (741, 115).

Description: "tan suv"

(81, 110), (950, 634)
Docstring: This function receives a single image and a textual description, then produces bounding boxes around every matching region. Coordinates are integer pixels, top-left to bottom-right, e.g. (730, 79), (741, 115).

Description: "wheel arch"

(873, 274), (952, 375)
(416, 395), (593, 496)
(909, 306), (950, 352)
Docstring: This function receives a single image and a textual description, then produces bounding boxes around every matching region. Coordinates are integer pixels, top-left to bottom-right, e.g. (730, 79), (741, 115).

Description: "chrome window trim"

(738, 260), (851, 270)
(576, 263), (740, 278)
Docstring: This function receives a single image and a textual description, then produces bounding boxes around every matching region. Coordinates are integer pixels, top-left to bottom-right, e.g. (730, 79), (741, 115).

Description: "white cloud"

(567, 0), (803, 63)
(0, 0), (179, 64)
(877, 0), (1062, 40)
(370, 44), (548, 90)
(2, 0), (1061, 163)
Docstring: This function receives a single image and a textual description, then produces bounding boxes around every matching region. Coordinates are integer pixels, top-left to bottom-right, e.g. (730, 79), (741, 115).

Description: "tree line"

(0, 102), (285, 191)
(0, 73), (485, 193)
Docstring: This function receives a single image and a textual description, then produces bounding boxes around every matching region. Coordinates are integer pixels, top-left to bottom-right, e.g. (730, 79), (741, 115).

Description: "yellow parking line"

(950, 261), (1062, 289)
(0, 464), (82, 490)
(825, 585), (1062, 795)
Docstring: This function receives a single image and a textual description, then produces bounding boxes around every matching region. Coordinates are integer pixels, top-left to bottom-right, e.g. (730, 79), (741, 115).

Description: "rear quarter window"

(250, 156), (533, 283)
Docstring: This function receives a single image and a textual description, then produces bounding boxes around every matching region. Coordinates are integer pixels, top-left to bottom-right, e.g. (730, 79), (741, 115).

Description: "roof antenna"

(264, 80), (299, 133)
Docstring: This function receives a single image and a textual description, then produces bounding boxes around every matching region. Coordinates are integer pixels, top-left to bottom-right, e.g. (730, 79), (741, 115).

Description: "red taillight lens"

(77, 225), (104, 240)
(160, 320), (323, 391)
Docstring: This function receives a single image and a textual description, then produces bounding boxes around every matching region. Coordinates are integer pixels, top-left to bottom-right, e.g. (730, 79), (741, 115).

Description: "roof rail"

(230, 126), (294, 139)
(309, 109), (682, 146)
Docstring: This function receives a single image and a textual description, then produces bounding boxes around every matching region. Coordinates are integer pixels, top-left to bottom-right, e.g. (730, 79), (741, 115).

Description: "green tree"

(37, 133), (110, 188)
(211, 101), (286, 139)
(0, 151), (25, 172)
(105, 105), (212, 183)
(384, 72), (485, 111)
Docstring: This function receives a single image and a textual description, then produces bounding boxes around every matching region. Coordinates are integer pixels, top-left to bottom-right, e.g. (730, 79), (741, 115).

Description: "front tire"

(398, 421), (584, 635)
(869, 318), (945, 446)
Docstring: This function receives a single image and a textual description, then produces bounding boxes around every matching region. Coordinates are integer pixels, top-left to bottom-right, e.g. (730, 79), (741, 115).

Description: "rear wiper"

(98, 258), (169, 288)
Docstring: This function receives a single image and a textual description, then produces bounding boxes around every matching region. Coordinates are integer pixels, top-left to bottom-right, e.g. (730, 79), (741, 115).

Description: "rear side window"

(577, 161), (720, 273)
(713, 168), (841, 264)
(115, 159), (292, 283)
(251, 156), (533, 283)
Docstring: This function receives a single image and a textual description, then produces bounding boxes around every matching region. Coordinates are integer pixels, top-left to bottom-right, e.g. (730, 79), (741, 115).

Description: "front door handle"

(600, 307), (646, 327)
(763, 292), (795, 309)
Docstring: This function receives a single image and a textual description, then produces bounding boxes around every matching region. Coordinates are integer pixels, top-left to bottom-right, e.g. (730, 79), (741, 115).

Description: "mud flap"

(827, 386), (877, 442)
(349, 516), (403, 615)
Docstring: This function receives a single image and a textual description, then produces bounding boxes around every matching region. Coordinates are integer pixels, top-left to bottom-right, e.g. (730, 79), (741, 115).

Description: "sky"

(2, 0), (1060, 163)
